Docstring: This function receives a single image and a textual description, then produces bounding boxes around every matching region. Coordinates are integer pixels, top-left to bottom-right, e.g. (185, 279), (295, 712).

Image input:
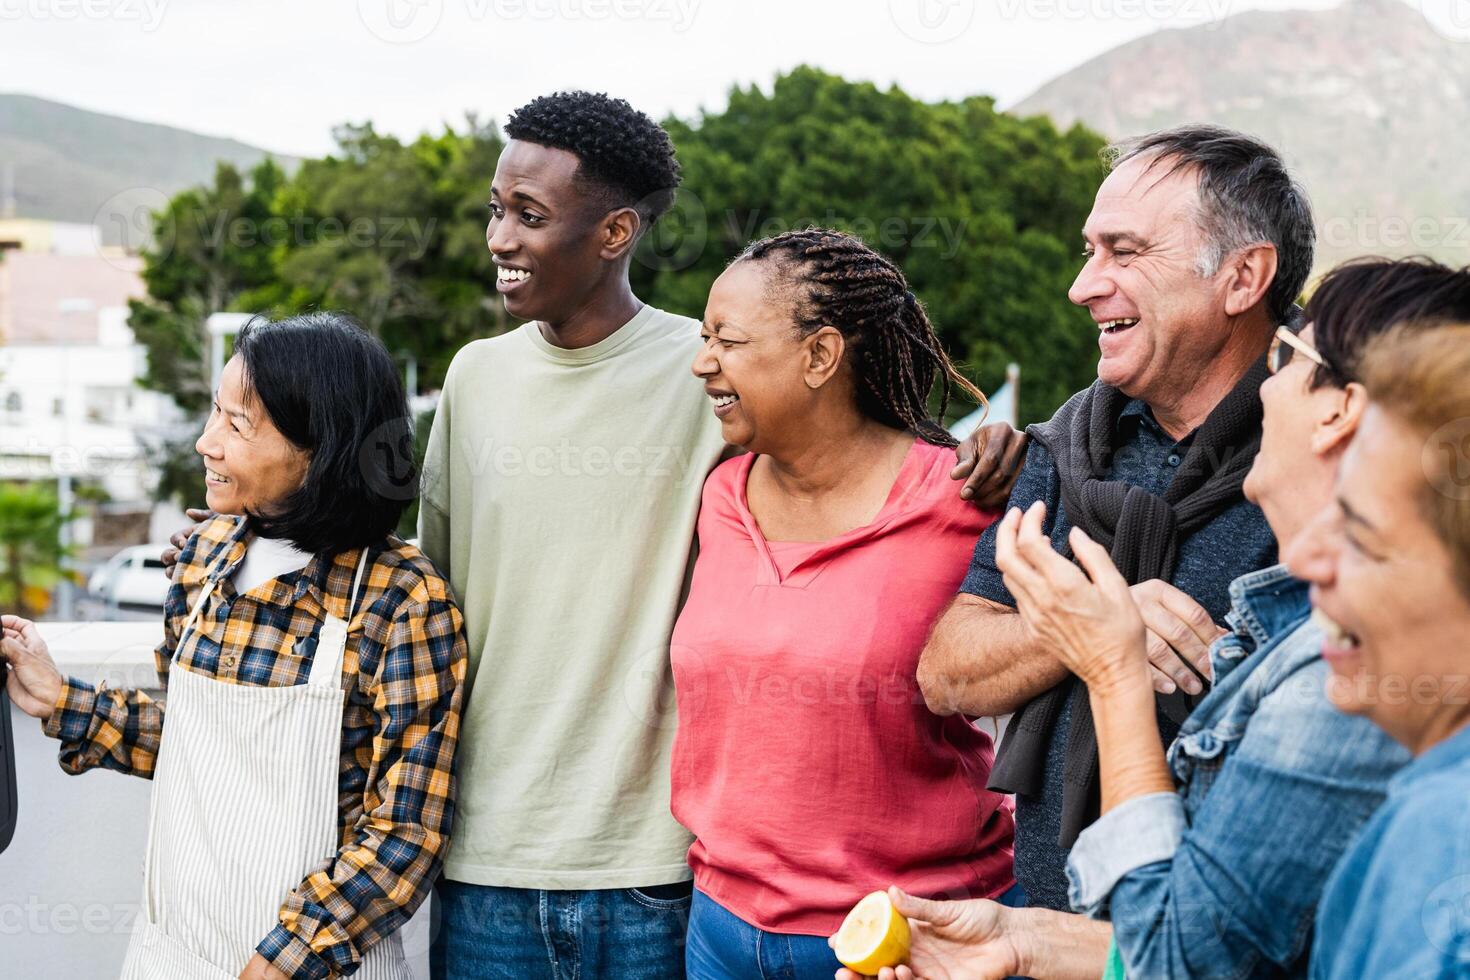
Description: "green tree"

(266, 118), (505, 387)
(639, 66), (1107, 423)
(0, 483), (71, 619)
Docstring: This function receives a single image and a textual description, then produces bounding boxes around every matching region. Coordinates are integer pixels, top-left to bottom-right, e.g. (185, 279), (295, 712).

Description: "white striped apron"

(119, 548), (411, 979)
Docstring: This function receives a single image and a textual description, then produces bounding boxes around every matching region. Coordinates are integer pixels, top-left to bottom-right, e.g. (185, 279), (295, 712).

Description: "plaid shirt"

(43, 516), (467, 979)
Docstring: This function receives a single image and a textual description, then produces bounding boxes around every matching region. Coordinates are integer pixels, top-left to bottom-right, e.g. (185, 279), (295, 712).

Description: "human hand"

(830, 887), (1022, 980)
(995, 503), (1149, 693)
(0, 615), (64, 720)
(237, 952), (290, 980)
(1130, 579), (1224, 695)
(951, 423), (1028, 511)
(160, 508), (213, 581)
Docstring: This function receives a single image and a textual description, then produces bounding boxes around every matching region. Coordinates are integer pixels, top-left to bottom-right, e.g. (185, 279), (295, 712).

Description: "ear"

(1310, 381), (1368, 457)
(599, 207), (643, 262)
(1222, 242), (1279, 318)
(802, 326), (847, 390)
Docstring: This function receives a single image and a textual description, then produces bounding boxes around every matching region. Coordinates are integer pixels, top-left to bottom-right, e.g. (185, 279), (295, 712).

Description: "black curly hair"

(504, 90), (681, 225)
(734, 228), (986, 448)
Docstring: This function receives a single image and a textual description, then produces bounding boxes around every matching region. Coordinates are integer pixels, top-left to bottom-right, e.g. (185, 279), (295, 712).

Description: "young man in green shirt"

(418, 92), (1023, 978)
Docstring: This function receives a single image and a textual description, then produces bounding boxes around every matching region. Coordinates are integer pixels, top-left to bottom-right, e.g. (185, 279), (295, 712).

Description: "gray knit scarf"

(987, 353), (1270, 849)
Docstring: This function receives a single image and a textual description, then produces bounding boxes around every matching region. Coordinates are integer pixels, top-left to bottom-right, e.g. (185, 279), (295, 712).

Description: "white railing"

(1, 623), (434, 978)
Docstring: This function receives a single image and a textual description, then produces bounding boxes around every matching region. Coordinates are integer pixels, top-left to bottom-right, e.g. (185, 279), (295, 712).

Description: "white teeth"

(1311, 609), (1359, 648)
(711, 394), (739, 408)
(1099, 318), (1140, 331)
(497, 267), (530, 282)
(206, 468), (230, 484)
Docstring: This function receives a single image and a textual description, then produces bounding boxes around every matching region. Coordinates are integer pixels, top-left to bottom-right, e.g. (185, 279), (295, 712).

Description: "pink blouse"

(670, 438), (1015, 935)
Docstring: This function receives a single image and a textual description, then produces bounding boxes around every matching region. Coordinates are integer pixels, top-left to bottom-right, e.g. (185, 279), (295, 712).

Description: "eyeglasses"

(1268, 324), (1326, 375)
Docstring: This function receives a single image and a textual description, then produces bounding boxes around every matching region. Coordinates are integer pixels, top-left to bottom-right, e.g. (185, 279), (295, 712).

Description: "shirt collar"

(1225, 563), (1310, 647)
(203, 516), (253, 584)
(205, 515), (342, 610)
(1390, 722), (1470, 794)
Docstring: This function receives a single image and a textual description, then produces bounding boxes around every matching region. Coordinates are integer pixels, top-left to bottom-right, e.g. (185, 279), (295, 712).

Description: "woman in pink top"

(672, 229), (1018, 979)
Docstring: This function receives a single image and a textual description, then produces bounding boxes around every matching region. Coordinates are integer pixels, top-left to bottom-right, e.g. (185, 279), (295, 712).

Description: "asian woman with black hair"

(2, 312), (467, 980)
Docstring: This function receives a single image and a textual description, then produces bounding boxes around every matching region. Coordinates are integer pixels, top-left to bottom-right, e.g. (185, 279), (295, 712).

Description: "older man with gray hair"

(919, 124), (1315, 911)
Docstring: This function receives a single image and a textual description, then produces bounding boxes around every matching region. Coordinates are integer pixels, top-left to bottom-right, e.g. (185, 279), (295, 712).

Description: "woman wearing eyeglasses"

(835, 257), (1470, 980)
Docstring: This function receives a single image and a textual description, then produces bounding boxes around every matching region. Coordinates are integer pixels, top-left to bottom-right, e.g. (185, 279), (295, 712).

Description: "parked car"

(87, 545), (172, 610)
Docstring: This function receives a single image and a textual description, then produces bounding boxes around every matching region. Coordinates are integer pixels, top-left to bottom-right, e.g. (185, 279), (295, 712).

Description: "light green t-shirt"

(419, 304), (727, 889)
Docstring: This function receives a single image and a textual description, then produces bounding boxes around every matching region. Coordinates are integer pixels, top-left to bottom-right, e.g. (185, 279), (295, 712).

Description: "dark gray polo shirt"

(960, 398), (1277, 911)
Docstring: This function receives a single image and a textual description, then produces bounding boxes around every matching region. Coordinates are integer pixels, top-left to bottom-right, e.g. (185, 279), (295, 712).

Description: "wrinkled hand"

(994, 502), (1149, 692)
(160, 508), (213, 581)
(238, 952), (290, 980)
(951, 423), (1028, 511)
(830, 888), (1021, 980)
(1, 615), (64, 720)
(1131, 579), (1224, 695)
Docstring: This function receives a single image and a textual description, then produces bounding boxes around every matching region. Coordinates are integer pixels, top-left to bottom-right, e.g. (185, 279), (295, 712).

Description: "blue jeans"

(430, 879), (692, 979)
(686, 885), (1027, 980)
(686, 889), (842, 980)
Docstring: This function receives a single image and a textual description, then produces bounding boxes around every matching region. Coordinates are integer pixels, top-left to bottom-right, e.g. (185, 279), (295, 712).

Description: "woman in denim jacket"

(834, 258), (1470, 980)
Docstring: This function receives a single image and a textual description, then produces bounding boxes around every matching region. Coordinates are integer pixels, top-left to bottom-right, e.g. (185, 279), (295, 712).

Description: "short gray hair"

(1107, 125), (1315, 324)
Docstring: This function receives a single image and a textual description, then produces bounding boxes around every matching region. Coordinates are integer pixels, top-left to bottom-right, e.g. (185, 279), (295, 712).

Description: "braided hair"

(734, 227), (986, 448)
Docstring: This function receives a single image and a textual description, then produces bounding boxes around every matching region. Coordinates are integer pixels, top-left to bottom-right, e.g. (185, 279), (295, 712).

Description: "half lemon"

(834, 890), (911, 974)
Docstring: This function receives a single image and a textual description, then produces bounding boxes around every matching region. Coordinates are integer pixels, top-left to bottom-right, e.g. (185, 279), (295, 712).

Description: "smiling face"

(1286, 404), (1470, 750)
(1243, 324), (1356, 549)
(1070, 154), (1240, 403)
(691, 260), (848, 453)
(194, 355), (311, 519)
(486, 139), (624, 323)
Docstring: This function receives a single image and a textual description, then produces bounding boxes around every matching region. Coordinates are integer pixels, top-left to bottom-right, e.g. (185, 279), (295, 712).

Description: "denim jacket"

(1311, 723), (1470, 979)
(1066, 564), (1410, 979)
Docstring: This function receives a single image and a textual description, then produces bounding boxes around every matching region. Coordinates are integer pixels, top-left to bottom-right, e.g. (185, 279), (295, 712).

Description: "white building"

(0, 232), (187, 530)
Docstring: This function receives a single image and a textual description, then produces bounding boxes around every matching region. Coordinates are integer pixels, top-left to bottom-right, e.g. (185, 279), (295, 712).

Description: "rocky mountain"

(1012, 0), (1470, 271)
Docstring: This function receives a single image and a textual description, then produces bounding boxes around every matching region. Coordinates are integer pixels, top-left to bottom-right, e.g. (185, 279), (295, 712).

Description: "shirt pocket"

(1170, 724), (1242, 808)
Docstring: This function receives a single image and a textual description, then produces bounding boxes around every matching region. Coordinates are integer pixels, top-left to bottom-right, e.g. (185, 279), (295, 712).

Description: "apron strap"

(170, 573), (223, 665)
(305, 547), (372, 690)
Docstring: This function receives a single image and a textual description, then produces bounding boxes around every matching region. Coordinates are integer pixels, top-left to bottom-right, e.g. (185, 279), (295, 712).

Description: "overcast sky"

(2, 0), (1374, 158)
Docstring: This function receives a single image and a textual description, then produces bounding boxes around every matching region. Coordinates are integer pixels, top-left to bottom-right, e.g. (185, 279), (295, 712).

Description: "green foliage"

(131, 69), (1108, 508)
(0, 482), (72, 618)
(639, 67), (1107, 423)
